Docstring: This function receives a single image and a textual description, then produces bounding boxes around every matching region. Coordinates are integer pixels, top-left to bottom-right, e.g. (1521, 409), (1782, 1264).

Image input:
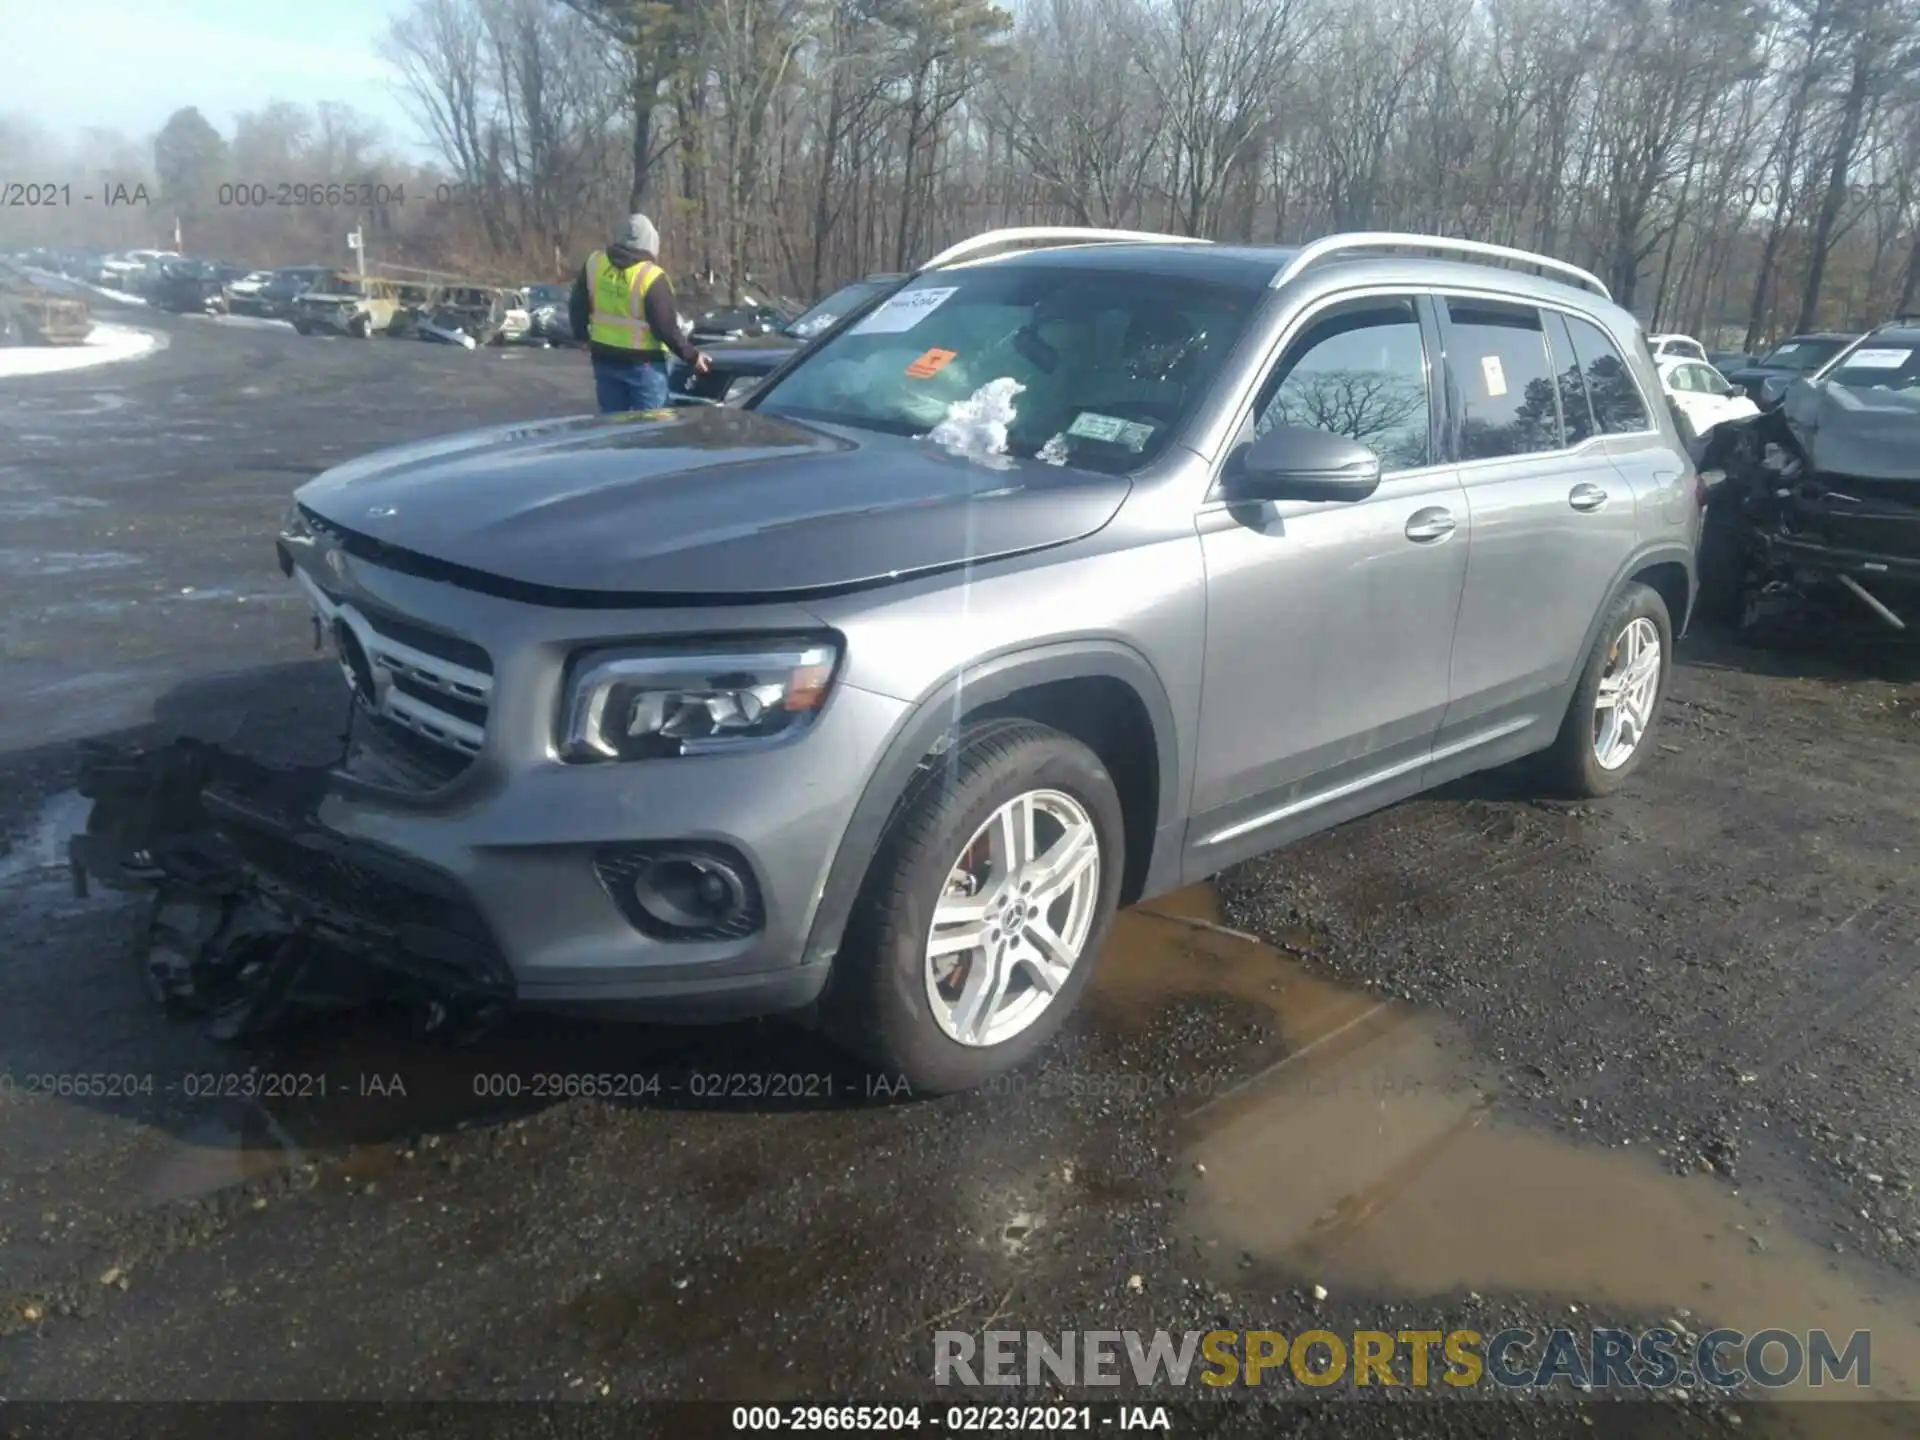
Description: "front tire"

(822, 719), (1125, 1095)
(1541, 581), (1673, 798)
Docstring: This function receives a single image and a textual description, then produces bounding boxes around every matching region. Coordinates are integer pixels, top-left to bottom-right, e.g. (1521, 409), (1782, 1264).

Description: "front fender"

(800, 640), (1181, 969)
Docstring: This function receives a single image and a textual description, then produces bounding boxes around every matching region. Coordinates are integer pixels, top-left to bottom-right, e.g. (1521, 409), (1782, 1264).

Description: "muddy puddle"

(1111, 887), (1920, 1412)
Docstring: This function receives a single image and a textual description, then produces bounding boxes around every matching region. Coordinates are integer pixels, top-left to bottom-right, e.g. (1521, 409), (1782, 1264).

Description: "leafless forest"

(5, 0), (1920, 347)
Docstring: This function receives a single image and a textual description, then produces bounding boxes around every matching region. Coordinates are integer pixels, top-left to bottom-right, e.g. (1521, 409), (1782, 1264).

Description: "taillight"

(1694, 470), (1708, 509)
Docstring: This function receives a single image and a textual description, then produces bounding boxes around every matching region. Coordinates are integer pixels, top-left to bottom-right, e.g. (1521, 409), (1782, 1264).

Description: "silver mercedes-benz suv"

(75, 228), (1702, 1093)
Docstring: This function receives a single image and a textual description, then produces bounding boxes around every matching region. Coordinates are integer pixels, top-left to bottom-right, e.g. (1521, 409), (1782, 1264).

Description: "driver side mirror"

(1223, 424), (1383, 503)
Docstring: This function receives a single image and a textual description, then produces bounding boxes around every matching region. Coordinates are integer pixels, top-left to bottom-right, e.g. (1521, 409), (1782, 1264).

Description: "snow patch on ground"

(0, 789), (89, 889)
(198, 313), (295, 332)
(0, 323), (160, 378)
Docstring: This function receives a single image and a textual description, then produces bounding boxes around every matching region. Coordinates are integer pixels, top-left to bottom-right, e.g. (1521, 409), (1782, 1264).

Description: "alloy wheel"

(1593, 616), (1662, 770)
(923, 788), (1102, 1047)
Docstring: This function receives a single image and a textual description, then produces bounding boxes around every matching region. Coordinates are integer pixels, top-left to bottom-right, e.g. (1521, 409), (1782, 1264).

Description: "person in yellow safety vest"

(567, 213), (710, 413)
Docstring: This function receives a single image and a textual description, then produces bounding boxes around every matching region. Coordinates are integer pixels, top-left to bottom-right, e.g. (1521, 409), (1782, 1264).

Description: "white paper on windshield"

(1480, 355), (1508, 397)
(849, 286), (958, 335)
(1842, 347), (1913, 369)
(1771, 343), (1800, 355)
(1067, 411), (1154, 450)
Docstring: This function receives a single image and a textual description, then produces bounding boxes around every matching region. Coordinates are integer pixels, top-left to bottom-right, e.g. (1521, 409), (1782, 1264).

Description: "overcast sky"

(2, 0), (425, 154)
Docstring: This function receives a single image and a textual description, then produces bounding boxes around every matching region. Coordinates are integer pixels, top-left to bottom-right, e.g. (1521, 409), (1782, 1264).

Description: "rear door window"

(1543, 311), (1596, 444)
(1440, 298), (1562, 459)
(1561, 315), (1652, 435)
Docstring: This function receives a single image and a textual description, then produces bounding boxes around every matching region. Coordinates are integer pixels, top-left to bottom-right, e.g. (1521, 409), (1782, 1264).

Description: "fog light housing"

(594, 844), (763, 941)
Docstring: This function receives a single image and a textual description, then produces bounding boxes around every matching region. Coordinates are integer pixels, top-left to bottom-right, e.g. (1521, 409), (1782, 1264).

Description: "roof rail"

(1271, 232), (1611, 302)
(917, 226), (1209, 273)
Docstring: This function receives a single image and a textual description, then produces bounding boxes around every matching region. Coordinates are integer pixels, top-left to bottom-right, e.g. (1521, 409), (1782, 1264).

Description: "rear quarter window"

(1562, 314), (1653, 435)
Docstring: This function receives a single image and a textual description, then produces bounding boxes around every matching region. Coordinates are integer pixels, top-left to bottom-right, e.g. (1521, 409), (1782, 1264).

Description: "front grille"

(357, 605), (493, 761)
(290, 548), (494, 774)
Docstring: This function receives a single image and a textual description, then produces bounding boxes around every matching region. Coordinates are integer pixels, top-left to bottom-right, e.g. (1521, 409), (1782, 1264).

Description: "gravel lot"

(1, 310), (1917, 1436)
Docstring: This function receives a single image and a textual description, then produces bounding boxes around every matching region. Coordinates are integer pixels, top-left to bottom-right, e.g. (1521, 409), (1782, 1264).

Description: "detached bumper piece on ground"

(68, 738), (514, 1043)
(1698, 380), (1920, 639)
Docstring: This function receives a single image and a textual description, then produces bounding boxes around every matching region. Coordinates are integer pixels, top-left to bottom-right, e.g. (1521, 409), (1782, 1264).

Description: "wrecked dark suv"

(70, 227), (1699, 1094)
(1698, 322), (1920, 634)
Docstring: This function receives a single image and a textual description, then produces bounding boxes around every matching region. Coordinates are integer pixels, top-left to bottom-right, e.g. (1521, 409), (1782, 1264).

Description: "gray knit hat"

(615, 213), (660, 254)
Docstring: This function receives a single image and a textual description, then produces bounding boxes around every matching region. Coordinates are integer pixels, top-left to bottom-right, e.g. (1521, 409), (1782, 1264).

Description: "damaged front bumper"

(69, 738), (514, 1041)
(1702, 416), (1920, 635)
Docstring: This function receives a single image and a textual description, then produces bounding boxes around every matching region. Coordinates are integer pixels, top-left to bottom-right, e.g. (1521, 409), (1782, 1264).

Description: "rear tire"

(1541, 582), (1673, 798)
(821, 719), (1125, 1095)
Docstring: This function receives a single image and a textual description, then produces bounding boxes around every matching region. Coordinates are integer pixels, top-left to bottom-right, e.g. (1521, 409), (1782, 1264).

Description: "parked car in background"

(416, 285), (524, 347)
(0, 259), (93, 345)
(292, 273), (402, 337)
(689, 302), (792, 344)
(49, 251), (106, 283)
(1648, 333), (1709, 364)
(497, 289), (533, 344)
(385, 282), (438, 338)
(1657, 355), (1759, 443)
(99, 249), (179, 291)
(73, 227), (1701, 1094)
(671, 273), (906, 402)
(524, 283), (571, 343)
(1723, 332), (1860, 408)
(258, 266), (338, 319)
(149, 260), (251, 314)
(222, 270), (275, 311)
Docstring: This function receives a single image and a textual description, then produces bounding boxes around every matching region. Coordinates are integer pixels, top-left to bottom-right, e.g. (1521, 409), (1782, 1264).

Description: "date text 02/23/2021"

(730, 1406), (1167, 1432)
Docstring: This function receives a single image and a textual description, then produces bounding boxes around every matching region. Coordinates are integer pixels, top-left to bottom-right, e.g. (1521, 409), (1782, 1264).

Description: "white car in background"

(1649, 332), (1710, 364)
(224, 270), (273, 304)
(100, 249), (179, 291)
(1658, 355), (1758, 440)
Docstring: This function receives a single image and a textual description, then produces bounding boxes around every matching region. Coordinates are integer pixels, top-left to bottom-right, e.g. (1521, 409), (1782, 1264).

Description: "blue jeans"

(592, 356), (671, 414)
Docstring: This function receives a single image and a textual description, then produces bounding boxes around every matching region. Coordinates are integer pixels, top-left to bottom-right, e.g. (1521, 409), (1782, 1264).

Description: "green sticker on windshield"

(1067, 411), (1154, 451)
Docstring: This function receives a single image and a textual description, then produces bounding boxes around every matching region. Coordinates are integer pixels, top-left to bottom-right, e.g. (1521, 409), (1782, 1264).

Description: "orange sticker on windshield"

(905, 347), (957, 378)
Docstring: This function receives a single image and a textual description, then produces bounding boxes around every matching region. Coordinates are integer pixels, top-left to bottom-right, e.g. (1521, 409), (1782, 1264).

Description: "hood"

(1780, 378), (1920, 484)
(1726, 362), (1797, 383)
(293, 405), (1130, 601)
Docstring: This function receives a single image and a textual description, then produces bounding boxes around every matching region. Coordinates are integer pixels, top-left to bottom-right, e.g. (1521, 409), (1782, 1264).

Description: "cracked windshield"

(4, 0), (1920, 1435)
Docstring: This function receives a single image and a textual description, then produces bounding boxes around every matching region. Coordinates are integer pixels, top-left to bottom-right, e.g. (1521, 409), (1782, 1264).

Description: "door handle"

(1404, 507), (1455, 542)
(1569, 483), (1609, 512)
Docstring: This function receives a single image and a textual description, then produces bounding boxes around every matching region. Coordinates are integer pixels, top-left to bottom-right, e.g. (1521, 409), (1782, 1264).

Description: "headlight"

(723, 375), (761, 403)
(559, 638), (839, 761)
(280, 502), (314, 542)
